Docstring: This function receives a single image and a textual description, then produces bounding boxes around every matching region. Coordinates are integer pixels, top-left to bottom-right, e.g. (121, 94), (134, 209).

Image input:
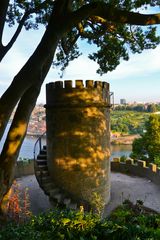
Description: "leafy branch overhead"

(5, 0), (160, 75)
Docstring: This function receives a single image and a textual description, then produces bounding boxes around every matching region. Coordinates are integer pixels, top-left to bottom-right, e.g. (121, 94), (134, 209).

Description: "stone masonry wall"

(15, 160), (34, 178)
(45, 80), (111, 206)
(111, 158), (160, 185)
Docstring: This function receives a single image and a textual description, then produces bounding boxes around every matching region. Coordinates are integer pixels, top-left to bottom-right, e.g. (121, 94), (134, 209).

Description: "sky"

(0, 9), (160, 104)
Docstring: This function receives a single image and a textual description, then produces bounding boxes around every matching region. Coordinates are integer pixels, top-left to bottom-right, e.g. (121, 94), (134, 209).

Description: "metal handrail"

(109, 92), (114, 109)
(33, 131), (46, 160)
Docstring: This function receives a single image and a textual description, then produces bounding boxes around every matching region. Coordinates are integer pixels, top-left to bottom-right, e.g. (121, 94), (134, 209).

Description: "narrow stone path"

(14, 173), (160, 216)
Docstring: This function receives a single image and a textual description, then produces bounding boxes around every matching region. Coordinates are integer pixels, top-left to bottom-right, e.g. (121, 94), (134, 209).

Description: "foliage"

(6, 0), (160, 75)
(147, 104), (157, 113)
(111, 110), (149, 135)
(1, 201), (160, 240)
(6, 181), (32, 223)
(91, 192), (104, 216)
(114, 103), (159, 112)
(120, 155), (128, 162)
(154, 155), (160, 167)
(131, 114), (160, 164)
(130, 137), (148, 160)
(6, 0), (53, 29)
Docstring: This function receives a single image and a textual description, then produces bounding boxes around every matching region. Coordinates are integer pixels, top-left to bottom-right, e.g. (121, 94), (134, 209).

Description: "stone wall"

(111, 158), (160, 185)
(15, 158), (160, 188)
(15, 160), (34, 178)
(45, 80), (111, 206)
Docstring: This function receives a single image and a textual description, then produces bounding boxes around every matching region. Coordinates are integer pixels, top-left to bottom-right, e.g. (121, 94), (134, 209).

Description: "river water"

(110, 144), (132, 159)
(0, 124), (132, 159)
(20, 139), (132, 159)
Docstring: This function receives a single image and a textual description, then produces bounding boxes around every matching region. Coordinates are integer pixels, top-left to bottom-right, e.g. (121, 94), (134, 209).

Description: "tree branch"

(61, 33), (79, 55)
(69, 2), (160, 27)
(77, 22), (87, 37)
(1, 12), (29, 62)
(54, 0), (72, 16)
(0, 4), (65, 140)
(0, 0), (54, 62)
(0, 0), (9, 42)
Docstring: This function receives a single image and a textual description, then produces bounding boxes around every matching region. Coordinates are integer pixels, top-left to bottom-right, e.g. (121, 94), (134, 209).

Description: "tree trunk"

(0, 6), (71, 210)
(0, 6), (69, 140)
(0, 48), (56, 209)
(0, 52), (53, 208)
(0, 84), (40, 209)
(0, 0), (9, 41)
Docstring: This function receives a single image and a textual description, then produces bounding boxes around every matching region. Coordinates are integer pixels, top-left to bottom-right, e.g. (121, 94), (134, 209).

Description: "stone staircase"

(34, 145), (78, 210)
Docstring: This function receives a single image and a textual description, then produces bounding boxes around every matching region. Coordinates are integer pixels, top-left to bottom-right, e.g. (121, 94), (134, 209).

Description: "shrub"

(0, 202), (160, 240)
(120, 155), (127, 162)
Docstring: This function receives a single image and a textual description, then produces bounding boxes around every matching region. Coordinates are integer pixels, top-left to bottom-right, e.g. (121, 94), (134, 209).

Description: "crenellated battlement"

(46, 80), (111, 108)
(111, 158), (160, 185)
(46, 80), (109, 89)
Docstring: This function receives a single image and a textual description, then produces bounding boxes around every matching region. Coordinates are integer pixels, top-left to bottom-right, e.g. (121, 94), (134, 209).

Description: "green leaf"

(61, 218), (71, 225)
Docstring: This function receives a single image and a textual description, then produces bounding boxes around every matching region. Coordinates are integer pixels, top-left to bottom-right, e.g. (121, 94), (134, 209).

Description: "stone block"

(149, 163), (157, 172)
(113, 157), (120, 163)
(137, 160), (146, 168)
(126, 158), (134, 165)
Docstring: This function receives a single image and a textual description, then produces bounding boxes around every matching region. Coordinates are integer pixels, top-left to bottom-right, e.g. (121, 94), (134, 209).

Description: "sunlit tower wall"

(45, 80), (111, 208)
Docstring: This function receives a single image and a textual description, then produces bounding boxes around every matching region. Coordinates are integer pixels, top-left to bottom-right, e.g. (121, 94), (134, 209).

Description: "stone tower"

(45, 80), (111, 208)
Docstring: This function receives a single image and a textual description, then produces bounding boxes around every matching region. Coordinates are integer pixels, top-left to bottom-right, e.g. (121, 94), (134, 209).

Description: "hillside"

(111, 110), (149, 136)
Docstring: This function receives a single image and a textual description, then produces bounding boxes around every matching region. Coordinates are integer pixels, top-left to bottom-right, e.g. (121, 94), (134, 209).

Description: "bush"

(131, 114), (160, 165)
(120, 155), (127, 162)
(154, 155), (160, 167)
(0, 202), (160, 240)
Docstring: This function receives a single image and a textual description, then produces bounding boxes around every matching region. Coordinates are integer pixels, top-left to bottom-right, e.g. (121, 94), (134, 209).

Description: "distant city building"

(120, 99), (127, 105)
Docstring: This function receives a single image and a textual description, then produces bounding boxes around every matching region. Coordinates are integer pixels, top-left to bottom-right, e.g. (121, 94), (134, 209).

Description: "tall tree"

(0, 0), (160, 209)
(144, 114), (160, 161)
(147, 104), (157, 113)
(131, 114), (160, 163)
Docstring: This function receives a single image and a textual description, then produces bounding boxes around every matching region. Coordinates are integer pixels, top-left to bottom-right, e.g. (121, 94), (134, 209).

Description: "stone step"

(36, 159), (47, 165)
(44, 188), (54, 195)
(63, 198), (71, 207)
(54, 193), (64, 203)
(40, 149), (47, 155)
(42, 182), (54, 190)
(41, 176), (52, 183)
(37, 154), (47, 160)
(37, 165), (48, 171)
(36, 170), (49, 177)
(49, 188), (60, 197)
(34, 145), (79, 210)
(43, 145), (47, 150)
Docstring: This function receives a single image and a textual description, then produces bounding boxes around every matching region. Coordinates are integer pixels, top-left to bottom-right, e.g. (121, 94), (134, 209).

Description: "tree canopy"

(131, 114), (160, 164)
(0, 0), (160, 210)
(2, 0), (160, 73)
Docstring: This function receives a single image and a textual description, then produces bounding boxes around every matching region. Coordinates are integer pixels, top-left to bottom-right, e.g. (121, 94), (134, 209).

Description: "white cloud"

(106, 46), (160, 81)
(50, 45), (160, 84)
(36, 45), (160, 103)
(63, 56), (99, 80)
